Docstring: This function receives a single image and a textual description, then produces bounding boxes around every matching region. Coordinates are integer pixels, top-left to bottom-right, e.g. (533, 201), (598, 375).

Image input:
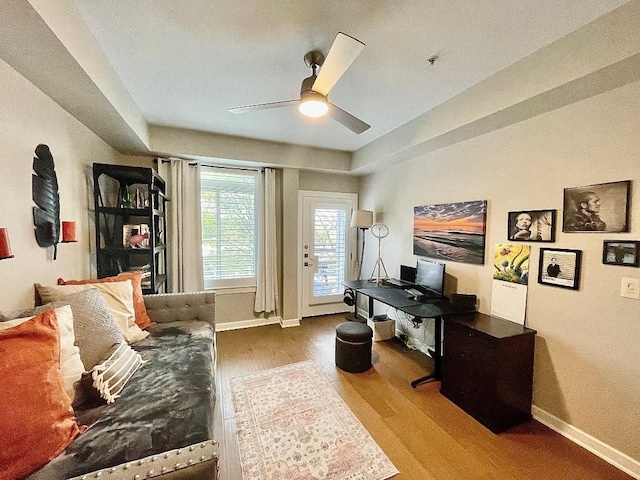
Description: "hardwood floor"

(215, 314), (632, 480)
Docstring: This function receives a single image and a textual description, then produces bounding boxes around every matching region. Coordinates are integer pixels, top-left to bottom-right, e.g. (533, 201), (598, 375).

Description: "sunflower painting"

(493, 243), (530, 285)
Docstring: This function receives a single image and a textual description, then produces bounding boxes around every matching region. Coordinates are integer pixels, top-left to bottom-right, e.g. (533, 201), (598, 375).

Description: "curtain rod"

(156, 157), (263, 172)
(199, 163), (262, 172)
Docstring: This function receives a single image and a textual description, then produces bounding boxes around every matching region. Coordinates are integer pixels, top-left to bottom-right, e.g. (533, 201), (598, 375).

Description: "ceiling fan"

(228, 32), (370, 134)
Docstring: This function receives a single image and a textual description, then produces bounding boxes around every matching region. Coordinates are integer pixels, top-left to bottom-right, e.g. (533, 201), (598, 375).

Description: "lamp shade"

(350, 210), (373, 229)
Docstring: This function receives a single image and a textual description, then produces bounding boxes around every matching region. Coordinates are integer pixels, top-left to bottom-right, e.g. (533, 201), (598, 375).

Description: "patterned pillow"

(13, 289), (124, 370)
(58, 271), (152, 329)
(62, 289), (126, 370)
(35, 282), (149, 344)
(89, 342), (146, 404)
(0, 310), (82, 479)
(0, 305), (84, 400)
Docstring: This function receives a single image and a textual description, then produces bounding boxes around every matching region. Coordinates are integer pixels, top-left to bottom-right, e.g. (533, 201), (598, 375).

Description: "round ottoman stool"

(335, 322), (373, 373)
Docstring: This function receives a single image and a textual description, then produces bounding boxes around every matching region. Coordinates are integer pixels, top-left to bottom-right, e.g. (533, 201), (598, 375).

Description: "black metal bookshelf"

(93, 163), (168, 294)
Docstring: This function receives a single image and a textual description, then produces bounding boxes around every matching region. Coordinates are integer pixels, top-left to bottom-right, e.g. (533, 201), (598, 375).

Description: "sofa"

(1, 289), (219, 480)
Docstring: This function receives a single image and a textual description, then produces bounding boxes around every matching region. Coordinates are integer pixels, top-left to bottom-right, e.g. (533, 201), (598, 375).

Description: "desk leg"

(410, 315), (442, 388)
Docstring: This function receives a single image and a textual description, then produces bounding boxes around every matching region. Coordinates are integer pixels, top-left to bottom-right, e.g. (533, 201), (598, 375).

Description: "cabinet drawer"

(444, 321), (497, 372)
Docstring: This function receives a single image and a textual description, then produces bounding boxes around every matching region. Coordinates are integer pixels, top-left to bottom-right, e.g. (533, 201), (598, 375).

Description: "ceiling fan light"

(299, 99), (328, 118)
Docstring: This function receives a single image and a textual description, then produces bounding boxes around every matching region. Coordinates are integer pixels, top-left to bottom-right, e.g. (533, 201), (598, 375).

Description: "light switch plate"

(621, 278), (640, 299)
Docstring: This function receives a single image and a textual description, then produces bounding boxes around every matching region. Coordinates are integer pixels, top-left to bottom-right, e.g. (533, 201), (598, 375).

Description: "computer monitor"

(415, 258), (445, 295)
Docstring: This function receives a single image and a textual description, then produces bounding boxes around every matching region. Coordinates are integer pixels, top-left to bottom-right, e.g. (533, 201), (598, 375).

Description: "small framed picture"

(538, 248), (582, 290)
(602, 240), (640, 267)
(562, 180), (630, 233)
(507, 209), (556, 242)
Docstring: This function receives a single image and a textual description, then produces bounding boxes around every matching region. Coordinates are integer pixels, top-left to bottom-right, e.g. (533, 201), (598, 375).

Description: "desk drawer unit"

(440, 313), (536, 433)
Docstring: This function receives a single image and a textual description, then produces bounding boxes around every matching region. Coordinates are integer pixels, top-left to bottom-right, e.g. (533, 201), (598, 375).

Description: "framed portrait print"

(562, 180), (630, 233)
(507, 209), (556, 242)
(602, 240), (640, 267)
(538, 248), (582, 290)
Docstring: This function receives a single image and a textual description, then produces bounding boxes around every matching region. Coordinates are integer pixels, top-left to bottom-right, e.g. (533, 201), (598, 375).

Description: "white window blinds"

(200, 167), (257, 287)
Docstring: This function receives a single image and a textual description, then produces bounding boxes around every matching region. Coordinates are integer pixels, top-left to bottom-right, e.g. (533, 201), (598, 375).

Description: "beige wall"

(0, 58), (121, 312)
(357, 79), (640, 463)
(299, 170), (359, 193)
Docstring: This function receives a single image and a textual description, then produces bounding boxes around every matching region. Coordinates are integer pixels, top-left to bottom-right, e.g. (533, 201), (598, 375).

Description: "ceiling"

(66, 1), (630, 153)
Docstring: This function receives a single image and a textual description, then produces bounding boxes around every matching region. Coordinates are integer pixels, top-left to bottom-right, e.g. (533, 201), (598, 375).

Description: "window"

(200, 167), (258, 289)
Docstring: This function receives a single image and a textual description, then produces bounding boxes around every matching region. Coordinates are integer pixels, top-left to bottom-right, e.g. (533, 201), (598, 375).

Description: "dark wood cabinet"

(93, 163), (168, 294)
(440, 312), (536, 433)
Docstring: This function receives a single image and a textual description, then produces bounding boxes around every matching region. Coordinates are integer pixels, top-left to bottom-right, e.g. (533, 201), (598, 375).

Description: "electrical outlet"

(621, 278), (640, 299)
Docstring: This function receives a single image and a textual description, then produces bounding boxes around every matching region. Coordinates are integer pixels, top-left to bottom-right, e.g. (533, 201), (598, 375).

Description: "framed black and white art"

(538, 248), (582, 290)
(507, 209), (556, 242)
(562, 180), (630, 233)
(602, 240), (640, 267)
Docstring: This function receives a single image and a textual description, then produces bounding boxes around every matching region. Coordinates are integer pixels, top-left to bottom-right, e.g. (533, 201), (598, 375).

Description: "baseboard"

(279, 317), (300, 328)
(532, 405), (640, 479)
(217, 317), (281, 332)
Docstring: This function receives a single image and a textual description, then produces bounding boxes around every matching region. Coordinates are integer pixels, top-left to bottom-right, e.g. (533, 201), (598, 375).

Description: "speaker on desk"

(451, 293), (477, 310)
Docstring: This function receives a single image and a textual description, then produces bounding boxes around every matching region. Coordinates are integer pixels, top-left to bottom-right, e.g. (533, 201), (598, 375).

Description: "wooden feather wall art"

(32, 144), (61, 260)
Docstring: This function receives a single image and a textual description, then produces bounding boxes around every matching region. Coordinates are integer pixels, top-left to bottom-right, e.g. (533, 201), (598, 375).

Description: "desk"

(342, 280), (476, 388)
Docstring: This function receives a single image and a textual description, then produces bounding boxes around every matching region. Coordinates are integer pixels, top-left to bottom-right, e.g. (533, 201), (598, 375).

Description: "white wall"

(0, 58), (121, 312)
(358, 79), (640, 466)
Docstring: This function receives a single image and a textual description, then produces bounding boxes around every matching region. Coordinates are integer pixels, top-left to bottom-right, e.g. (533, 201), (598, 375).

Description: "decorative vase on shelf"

(120, 185), (132, 208)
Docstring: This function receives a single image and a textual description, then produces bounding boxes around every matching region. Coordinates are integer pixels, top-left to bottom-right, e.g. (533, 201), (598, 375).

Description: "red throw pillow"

(0, 310), (82, 480)
(58, 271), (152, 329)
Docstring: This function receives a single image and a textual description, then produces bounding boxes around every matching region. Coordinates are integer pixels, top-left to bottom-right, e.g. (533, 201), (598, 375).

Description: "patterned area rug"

(230, 361), (399, 480)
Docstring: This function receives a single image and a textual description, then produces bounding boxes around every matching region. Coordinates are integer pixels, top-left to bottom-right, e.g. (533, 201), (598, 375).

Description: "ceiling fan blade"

(228, 99), (299, 114)
(312, 32), (365, 96)
(327, 103), (370, 134)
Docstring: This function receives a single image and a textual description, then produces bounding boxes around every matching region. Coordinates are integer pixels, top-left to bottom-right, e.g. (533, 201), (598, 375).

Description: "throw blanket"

(28, 321), (216, 480)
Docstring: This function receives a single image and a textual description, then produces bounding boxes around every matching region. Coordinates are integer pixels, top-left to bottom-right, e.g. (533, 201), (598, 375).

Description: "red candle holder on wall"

(61, 221), (77, 243)
(0, 228), (14, 259)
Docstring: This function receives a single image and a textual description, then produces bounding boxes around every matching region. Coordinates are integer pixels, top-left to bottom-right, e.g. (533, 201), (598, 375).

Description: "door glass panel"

(313, 207), (347, 298)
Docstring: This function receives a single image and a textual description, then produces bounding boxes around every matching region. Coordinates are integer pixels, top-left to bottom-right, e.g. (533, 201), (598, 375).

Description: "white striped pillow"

(91, 342), (146, 404)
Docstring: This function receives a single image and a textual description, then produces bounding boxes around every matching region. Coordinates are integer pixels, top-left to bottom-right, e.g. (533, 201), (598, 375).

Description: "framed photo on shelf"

(538, 248), (582, 290)
(507, 209), (556, 242)
(562, 180), (630, 233)
(602, 240), (640, 267)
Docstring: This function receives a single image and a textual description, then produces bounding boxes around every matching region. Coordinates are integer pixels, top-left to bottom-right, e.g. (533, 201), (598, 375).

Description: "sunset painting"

(413, 200), (487, 264)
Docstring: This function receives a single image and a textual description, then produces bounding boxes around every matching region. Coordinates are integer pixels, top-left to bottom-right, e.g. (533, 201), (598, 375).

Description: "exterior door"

(299, 191), (356, 318)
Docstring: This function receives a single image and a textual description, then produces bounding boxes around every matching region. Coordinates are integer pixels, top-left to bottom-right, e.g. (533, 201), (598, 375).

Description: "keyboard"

(405, 288), (423, 297)
(403, 288), (444, 300)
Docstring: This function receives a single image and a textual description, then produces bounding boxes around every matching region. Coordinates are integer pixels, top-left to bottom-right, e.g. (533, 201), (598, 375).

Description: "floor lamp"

(345, 210), (373, 321)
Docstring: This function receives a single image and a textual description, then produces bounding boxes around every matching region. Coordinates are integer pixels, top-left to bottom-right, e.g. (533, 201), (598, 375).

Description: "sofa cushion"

(0, 310), (82, 480)
(58, 271), (152, 329)
(27, 321), (217, 480)
(0, 305), (84, 400)
(36, 282), (149, 344)
(64, 289), (126, 370)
